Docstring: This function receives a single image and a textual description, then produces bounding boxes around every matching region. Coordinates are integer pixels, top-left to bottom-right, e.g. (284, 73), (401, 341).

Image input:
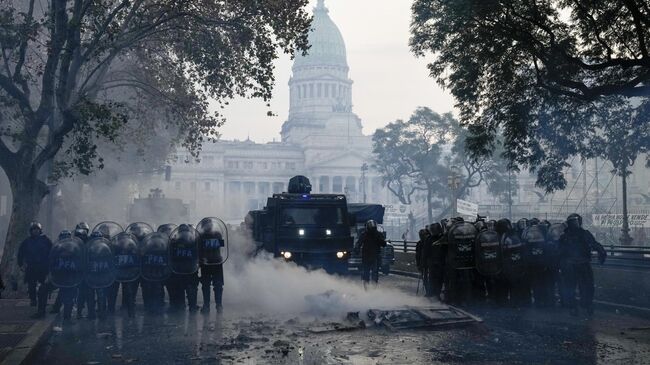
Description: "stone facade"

(156, 0), (392, 222)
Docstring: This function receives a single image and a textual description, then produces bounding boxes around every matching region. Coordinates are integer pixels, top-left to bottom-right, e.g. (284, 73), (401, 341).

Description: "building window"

(317, 83), (322, 97)
(243, 182), (255, 195)
(319, 176), (329, 193)
(258, 162), (268, 169)
(286, 162), (296, 170)
(175, 181), (181, 191)
(190, 182), (197, 191)
(272, 182), (284, 194)
(302, 85), (307, 98)
(324, 84), (329, 97)
(258, 182), (270, 195)
(227, 161), (239, 169)
(332, 176), (343, 193)
(345, 176), (356, 193)
(309, 84), (314, 97)
(331, 84), (336, 97)
(205, 181), (211, 191)
(243, 161), (254, 169)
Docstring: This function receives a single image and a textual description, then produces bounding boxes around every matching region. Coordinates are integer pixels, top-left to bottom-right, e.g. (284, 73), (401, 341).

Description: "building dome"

(293, 0), (347, 70)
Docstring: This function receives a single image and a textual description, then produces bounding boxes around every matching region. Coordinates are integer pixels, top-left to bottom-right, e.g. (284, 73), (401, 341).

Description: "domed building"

(154, 0), (397, 223)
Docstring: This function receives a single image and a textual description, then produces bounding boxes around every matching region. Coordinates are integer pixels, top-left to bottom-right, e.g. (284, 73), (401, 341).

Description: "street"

(31, 274), (650, 365)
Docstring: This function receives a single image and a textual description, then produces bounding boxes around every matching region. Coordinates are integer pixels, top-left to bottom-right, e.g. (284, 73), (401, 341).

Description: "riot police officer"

(415, 229), (428, 288)
(49, 230), (85, 320)
(424, 223), (446, 299)
(157, 224), (178, 311)
(169, 224), (200, 312)
(17, 222), (53, 318)
(197, 218), (227, 314)
(359, 220), (386, 289)
(73, 222), (91, 318)
(559, 213), (606, 316)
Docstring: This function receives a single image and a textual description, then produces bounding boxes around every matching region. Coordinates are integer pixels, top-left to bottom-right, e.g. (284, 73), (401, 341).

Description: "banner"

(457, 199), (479, 217)
(384, 204), (410, 220)
(591, 214), (650, 228)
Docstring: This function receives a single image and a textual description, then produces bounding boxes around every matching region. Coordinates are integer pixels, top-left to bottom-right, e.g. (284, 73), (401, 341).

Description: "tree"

(0, 0), (311, 280)
(590, 97), (650, 243)
(372, 107), (512, 222)
(410, 0), (650, 191)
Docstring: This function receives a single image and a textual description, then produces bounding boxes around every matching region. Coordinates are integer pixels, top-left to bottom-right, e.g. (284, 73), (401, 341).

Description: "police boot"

(214, 286), (223, 313)
(201, 286), (211, 314)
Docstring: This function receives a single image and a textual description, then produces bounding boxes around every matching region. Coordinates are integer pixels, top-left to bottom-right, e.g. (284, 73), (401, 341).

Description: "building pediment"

(308, 149), (370, 169)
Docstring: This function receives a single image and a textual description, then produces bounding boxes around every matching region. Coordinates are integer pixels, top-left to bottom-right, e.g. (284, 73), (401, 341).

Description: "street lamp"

(447, 165), (462, 217)
(360, 163), (368, 203)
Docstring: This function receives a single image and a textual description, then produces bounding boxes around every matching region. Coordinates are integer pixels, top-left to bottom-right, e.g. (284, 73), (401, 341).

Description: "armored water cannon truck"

(245, 176), (354, 274)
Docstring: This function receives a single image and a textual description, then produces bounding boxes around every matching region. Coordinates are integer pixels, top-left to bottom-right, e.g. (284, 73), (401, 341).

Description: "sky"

(215, 0), (456, 143)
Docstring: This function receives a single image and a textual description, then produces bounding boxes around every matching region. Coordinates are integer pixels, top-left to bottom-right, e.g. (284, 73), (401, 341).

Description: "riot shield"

(474, 229), (502, 277)
(141, 232), (171, 281)
(49, 237), (85, 288)
(85, 237), (117, 289)
(501, 232), (528, 279)
(523, 225), (548, 266)
(111, 232), (141, 282)
(447, 222), (479, 269)
(92, 221), (124, 239)
(196, 217), (229, 266)
(169, 225), (200, 274)
(547, 223), (566, 243)
(125, 222), (154, 249)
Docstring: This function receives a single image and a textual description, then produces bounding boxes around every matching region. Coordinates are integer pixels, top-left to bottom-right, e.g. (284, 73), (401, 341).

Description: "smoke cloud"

(222, 233), (429, 318)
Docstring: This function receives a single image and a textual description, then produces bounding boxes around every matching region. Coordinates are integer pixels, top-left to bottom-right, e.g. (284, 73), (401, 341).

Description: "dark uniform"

(559, 214), (606, 316)
(197, 218), (226, 314)
(73, 223), (91, 318)
(17, 223), (52, 318)
(424, 223), (445, 299)
(359, 220), (386, 288)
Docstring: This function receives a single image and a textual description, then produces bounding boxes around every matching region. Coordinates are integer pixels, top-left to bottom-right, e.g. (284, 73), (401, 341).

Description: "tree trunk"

(0, 170), (49, 295)
(426, 185), (433, 223)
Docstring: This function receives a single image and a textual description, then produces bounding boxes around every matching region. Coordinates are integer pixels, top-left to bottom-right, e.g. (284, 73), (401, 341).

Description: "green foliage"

(372, 107), (513, 220)
(0, 0), (311, 182)
(410, 0), (650, 191)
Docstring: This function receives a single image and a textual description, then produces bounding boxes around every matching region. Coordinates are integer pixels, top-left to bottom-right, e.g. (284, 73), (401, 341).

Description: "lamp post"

(360, 163), (368, 203)
(447, 165), (461, 217)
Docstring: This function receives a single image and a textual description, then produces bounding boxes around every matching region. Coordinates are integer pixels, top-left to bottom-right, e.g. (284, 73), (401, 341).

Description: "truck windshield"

(280, 207), (345, 226)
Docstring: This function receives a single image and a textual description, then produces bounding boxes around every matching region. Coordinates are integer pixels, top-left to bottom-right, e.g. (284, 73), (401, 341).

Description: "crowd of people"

(14, 220), (226, 320)
(414, 213), (607, 316)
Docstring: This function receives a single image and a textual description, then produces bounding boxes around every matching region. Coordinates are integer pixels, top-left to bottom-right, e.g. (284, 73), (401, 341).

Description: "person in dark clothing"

(17, 222), (53, 318)
(559, 213), (606, 316)
(72, 222), (91, 318)
(0, 268), (5, 298)
(415, 229), (429, 294)
(424, 223), (446, 299)
(359, 220), (386, 289)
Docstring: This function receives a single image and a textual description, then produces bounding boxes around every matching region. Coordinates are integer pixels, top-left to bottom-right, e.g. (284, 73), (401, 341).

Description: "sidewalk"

(0, 299), (55, 365)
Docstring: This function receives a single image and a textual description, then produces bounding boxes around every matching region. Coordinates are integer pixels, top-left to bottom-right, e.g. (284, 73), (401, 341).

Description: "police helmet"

(418, 229), (428, 240)
(29, 222), (42, 234)
(495, 218), (512, 235)
(365, 220), (378, 232)
(58, 230), (73, 240)
(567, 213), (582, 229)
(427, 223), (444, 238)
(76, 222), (90, 232)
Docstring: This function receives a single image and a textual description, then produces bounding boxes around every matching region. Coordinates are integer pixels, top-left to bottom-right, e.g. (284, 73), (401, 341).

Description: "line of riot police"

(415, 213), (607, 316)
(19, 217), (228, 320)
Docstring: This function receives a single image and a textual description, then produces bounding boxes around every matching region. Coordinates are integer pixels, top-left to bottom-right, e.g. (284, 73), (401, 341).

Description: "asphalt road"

(31, 274), (650, 365)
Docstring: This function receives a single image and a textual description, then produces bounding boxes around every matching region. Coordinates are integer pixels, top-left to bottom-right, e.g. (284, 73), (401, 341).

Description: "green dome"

(293, 0), (348, 69)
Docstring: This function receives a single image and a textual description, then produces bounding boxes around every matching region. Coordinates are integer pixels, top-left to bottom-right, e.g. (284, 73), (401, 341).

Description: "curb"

(1, 315), (56, 365)
(594, 300), (650, 320)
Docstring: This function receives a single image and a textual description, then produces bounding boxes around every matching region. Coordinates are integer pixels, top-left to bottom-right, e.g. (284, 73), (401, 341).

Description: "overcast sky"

(215, 0), (456, 143)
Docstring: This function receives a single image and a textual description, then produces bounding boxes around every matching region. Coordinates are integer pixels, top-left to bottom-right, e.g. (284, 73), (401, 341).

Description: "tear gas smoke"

(222, 232), (430, 318)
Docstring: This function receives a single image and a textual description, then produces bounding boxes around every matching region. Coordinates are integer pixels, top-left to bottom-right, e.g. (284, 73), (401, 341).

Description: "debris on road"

(367, 306), (482, 331)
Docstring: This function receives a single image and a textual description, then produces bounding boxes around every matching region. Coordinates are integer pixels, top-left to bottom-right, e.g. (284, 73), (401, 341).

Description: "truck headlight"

(336, 251), (346, 259)
(282, 251), (292, 259)
(325, 229), (332, 236)
(298, 229), (305, 236)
